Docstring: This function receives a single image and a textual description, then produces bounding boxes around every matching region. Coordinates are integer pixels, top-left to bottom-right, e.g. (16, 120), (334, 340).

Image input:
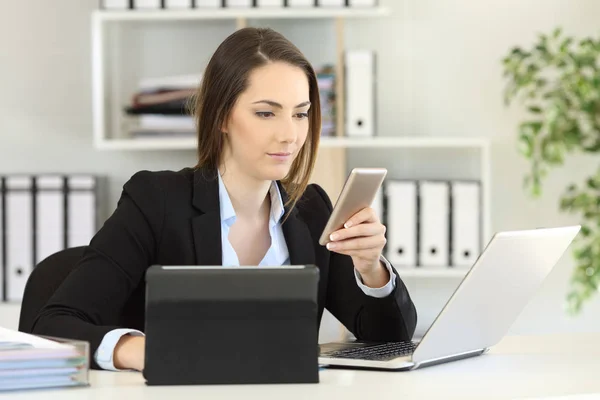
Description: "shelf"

(396, 268), (470, 278)
(95, 137), (197, 150)
(95, 136), (490, 151)
(93, 6), (391, 22)
(319, 136), (489, 149)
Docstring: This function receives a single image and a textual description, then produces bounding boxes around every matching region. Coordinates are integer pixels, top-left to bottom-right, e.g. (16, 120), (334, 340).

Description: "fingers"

(328, 244), (383, 259)
(344, 207), (379, 228)
(329, 222), (386, 242)
(326, 234), (386, 253)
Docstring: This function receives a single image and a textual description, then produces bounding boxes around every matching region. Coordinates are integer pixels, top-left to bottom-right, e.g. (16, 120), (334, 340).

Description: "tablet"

(143, 264), (320, 385)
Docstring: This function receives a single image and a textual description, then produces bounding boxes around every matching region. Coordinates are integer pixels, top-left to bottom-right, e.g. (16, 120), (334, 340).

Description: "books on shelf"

(125, 73), (200, 139)
(0, 327), (89, 392)
(317, 65), (336, 137)
(124, 69), (337, 140)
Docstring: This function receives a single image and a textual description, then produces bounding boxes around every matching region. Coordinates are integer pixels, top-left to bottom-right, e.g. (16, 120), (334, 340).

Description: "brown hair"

(191, 27), (321, 214)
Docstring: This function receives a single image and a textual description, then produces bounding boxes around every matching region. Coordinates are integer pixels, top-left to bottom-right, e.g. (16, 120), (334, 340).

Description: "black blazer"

(31, 167), (417, 370)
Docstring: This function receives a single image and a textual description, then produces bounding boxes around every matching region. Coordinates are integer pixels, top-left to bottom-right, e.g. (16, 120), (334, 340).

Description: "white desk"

(6, 333), (600, 400)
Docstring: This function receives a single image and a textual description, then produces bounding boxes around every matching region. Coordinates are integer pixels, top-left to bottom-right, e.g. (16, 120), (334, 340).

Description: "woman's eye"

(256, 111), (275, 118)
(296, 112), (309, 119)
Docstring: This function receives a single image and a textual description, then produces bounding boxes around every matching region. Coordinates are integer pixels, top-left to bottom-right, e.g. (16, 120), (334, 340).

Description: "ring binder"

(5, 176), (34, 303)
(0, 174), (102, 303)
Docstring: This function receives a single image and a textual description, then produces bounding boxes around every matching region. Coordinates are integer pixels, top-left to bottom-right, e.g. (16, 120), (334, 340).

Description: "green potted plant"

(502, 27), (600, 314)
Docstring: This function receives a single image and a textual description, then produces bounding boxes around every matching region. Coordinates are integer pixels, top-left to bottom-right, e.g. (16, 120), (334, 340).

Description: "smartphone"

(318, 167), (387, 246)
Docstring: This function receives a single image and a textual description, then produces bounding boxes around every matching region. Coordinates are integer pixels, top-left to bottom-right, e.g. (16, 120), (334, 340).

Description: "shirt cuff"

(354, 255), (397, 298)
(94, 328), (145, 371)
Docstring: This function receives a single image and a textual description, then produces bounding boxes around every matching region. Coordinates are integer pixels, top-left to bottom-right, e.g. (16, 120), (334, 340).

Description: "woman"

(31, 27), (417, 372)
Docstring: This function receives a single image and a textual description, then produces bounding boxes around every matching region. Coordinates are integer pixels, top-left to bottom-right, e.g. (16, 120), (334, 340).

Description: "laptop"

(318, 225), (581, 371)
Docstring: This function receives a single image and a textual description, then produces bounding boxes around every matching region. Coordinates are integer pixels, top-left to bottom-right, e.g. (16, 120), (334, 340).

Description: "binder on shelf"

(450, 181), (481, 268)
(132, 0), (162, 9)
(318, 0), (345, 6)
(287, 0), (315, 7)
(35, 176), (65, 265)
(66, 176), (98, 249)
(345, 50), (375, 137)
(257, 0), (284, 6)
(0, 178), (4, 301)
(164, 0), (193, 8)
(348, 0), (377, 6)
(196, 0), (222, 7)
(385, 180), (417, 267)
(102, 0), (131, 9)
(224, 0), (253, 7)
(5, 176), (34, 303)
(418, 181), (450, 267)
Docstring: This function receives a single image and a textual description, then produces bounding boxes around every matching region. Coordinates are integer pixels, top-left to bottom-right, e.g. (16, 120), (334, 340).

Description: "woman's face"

(221, 61), (311, 182)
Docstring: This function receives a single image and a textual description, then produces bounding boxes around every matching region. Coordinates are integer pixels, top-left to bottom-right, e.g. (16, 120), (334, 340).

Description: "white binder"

(257, 0), (284, 6)
(67, 176), (97, 249)
(288, 0), (315, 7)
(5, 176), (33, 303)
(318, 0), (344, 6)
(196, 0), (222, 7)
(385, 181), (417, 266)
(35, 176), (65, 265)
(132, 0), (162, 9)
(345, 50), (375, 137)
(102, 0), (131, 9)
(348, 0), (376, 6)
(451, 181), (481, 267)
(418, 181), (450, 267)
(225, 0), (253, 6)
(164, 0), (193, 8)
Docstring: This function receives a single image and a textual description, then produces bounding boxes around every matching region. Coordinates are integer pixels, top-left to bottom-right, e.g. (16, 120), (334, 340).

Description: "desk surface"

(6, 333), (600, 400)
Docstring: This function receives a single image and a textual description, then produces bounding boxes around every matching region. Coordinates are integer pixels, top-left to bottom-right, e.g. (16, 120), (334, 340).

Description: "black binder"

(143, 264), (320, 385)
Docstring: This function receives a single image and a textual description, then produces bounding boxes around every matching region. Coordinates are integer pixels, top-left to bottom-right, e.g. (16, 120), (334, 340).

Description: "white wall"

(345, 0), (600, 336)
(1, 0), (600, 336)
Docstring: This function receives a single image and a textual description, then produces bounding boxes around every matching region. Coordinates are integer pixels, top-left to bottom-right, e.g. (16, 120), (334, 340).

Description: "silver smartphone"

(318, 168), (387, 246)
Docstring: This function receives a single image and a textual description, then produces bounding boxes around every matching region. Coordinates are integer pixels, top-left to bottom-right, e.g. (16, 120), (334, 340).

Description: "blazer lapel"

(278, 182), (316, 267)
(191, 168), (222, 266)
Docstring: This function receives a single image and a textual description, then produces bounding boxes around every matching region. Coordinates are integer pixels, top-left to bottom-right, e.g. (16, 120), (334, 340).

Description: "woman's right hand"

(114, 335), (145, 371)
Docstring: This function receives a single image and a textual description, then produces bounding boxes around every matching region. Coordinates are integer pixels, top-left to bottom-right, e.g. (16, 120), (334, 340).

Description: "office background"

(1, 0), (599, 340)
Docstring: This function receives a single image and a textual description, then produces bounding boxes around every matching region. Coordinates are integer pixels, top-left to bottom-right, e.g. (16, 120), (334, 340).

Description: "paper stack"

(0, 327), (89, 392)
(124, 73), (201, 139)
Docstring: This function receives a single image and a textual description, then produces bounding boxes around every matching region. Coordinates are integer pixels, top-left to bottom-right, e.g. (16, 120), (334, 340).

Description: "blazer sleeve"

(30, 171), (165, 369)
(312, 184), (418, 342)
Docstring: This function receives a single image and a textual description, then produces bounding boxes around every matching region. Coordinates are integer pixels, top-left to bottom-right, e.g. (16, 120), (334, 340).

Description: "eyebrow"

(252, 100), (311, 109)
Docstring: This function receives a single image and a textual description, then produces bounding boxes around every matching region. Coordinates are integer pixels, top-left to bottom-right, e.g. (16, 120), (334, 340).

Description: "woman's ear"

(220, 117), (229, 134)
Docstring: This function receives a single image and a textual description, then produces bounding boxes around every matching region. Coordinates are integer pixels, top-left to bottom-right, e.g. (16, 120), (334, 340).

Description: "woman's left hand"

(325, 207), (389, 287)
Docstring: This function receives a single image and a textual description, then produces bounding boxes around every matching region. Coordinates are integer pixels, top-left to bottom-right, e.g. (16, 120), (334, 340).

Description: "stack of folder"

(125, 73), (201, 139)
(0, 327), (89, 392)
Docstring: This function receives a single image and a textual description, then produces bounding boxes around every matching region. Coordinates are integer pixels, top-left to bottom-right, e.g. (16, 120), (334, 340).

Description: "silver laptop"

(318, 225), (580, 371)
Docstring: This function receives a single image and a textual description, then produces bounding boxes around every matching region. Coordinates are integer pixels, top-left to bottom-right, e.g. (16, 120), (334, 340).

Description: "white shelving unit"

(91, 7), (391, 148)
(89, 6), (492, 280)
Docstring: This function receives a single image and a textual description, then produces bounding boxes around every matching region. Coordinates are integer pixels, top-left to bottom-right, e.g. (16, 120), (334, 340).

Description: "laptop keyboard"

(324, 342), (417, 361)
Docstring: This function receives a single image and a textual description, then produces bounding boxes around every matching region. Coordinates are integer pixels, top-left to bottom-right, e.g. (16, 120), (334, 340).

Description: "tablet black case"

(143, 265), (320, 385)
